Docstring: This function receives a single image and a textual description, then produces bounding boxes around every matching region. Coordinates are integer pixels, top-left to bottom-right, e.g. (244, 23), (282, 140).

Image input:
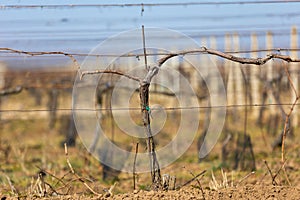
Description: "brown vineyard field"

(1, 71), (300, 199)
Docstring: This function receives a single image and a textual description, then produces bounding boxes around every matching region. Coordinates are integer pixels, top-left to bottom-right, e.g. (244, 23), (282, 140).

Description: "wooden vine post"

(139, 81), (162, 188)
(140, 25), (162, 188)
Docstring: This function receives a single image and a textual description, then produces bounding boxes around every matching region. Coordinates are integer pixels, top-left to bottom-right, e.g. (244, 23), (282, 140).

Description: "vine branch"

(157, 47), (300, 67)
(80, 69), (141, 82)
(282, 64), (299, 164)
(0, 47), (80, 69)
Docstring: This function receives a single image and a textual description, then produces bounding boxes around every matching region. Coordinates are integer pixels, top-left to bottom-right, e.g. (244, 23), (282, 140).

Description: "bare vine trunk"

(139, 83), (162, 189)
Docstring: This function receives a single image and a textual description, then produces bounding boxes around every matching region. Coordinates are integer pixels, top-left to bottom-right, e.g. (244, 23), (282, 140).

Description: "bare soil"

(112, 185), (300, 200)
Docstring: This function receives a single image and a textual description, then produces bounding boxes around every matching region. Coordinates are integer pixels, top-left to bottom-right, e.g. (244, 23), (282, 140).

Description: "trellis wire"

(0, 102), (300, 113)
(1, 1), (300, 9)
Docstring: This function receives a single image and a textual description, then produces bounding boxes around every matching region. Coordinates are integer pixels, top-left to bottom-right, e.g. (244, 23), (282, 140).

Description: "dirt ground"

(111, 185), (300, 200)
(1, 131), (300, 200)
(2, 185), (299, 199)
(50, 183), (298, 200)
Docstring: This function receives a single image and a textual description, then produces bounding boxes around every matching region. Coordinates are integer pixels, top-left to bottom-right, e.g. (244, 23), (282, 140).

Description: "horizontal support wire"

(1, 1), (300, 9)
(1, 103), (300, 113)
(0, 27), (297, 39)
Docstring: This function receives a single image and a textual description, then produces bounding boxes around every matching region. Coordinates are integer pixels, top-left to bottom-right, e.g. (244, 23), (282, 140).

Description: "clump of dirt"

(111, 185), (300, 200)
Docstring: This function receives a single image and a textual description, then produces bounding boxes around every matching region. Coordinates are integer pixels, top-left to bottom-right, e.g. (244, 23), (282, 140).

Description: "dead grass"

(1, 82), (300, 199)
(0, 115), (299, 200)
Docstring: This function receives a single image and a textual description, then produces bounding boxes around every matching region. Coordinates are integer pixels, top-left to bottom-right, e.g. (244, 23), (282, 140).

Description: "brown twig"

(44, 181), (65, 196)
(157, 47), (300, 67)
(105, 182), (118, 198)
(278, 63), (299, 186)
(282, 64), (299, 163)
(264, 160), (277, 185)
(142, 25), (149, 71)
(273, 159), (287, 184)
(184, 167), (206, 199)
(237, 171), (255, 186)
(178, 170), (206, 189)
(133, 143), (139, 190)
(35, 166), (67, 188)
(80, 69), (141, 82)
(64, 143), (75, 174)
(64, 143), (102, 196)
(55, 177), (86, 192)
(280, 162), (291, 186)
(0, 48), (80, 69)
